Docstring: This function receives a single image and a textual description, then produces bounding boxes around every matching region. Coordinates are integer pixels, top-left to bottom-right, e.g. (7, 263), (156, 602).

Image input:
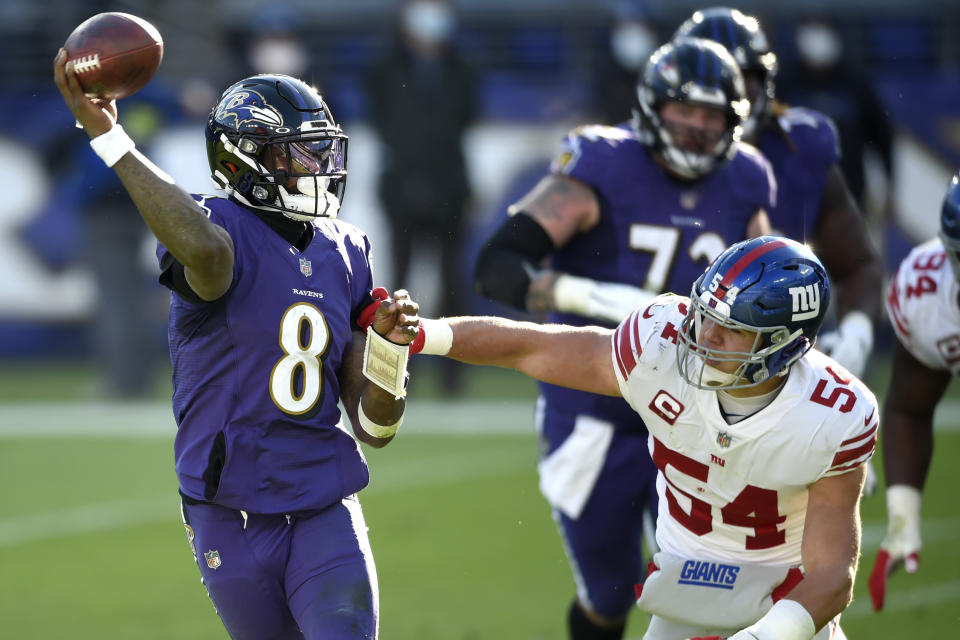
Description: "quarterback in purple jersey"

(674, 8), (883, 386)
(55, 54), (421, 640)
(473, 38), (774, 639)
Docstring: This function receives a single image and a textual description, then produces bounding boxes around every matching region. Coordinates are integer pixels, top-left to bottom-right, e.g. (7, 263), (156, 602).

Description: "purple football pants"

(180, 495), (378, 639)
(539, 401), (659, 620)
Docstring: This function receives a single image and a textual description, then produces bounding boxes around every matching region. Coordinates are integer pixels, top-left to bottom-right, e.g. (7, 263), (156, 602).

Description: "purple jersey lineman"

(758, 106), (841, 242)
(158, 195), (374, 515)
(530, 123), (775, 621)
(543, 123), (776, 427)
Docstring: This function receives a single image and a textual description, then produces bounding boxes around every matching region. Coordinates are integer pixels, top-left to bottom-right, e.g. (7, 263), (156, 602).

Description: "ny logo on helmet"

(789, 284), (820, 321)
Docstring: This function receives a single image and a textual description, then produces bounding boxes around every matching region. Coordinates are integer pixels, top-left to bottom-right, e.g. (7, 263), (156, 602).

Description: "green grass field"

(0, 358), (957, 638)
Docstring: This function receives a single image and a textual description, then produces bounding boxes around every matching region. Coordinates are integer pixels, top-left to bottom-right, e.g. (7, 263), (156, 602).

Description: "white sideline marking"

(0, 400), (538, 438)
(0, 450), (531, 549)
(0, 497), (174, 547)
(1, 398), (959, 439)
(861, 515), (960, 550)
(844, 579), (960, 618)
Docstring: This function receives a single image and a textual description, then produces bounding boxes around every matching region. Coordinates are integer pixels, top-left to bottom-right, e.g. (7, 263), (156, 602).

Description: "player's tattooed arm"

(506, 174), (601, 313)
(510, 173), (600, 247)
(54, 48), (234, 301)
(114, 156), (235, 301)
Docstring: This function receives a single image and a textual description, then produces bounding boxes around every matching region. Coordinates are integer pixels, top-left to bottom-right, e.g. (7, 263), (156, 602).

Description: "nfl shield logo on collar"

(204, 550), (222, 570)
(680, 190), (699, 210)
(716, 431), (732, 448)
(299, 257), (313, 277)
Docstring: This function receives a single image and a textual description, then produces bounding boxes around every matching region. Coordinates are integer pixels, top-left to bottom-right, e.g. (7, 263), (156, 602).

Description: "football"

(63, 12), (163, 100)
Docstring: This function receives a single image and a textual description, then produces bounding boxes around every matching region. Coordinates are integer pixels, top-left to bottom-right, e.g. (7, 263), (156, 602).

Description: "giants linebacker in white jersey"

(868, 172), (960, 611)
(410, 236), (877, 640)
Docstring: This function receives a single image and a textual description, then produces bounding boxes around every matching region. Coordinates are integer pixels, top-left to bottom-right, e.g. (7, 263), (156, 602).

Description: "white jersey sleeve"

(886, 237), (960, 375)
(610, 297), (879, 565)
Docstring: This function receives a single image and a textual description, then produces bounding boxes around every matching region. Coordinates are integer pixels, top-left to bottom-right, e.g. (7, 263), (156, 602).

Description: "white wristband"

(746, 599), (815, 640)
(419, 318), (454, 356)
(886, 484), (922, 539)
(358, 403), (403, 439)
(89, 125), (135, 167)
(362, 328), (410, 398)
(886, 484), (922, 519)
(553, 274), (594, 316)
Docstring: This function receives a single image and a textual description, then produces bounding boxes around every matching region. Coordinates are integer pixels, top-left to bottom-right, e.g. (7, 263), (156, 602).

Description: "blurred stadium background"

(1, 0), (958, 637)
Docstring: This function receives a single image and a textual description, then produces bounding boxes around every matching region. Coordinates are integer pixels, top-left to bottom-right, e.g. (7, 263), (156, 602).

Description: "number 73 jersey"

(549, 123), (775, 317)
(887, 237), (960, 376)
(610, 296), (879, 565)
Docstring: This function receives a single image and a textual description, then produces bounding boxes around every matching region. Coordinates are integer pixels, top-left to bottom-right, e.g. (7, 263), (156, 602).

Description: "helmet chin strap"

(699, 362), (742, 388)
(277, 177), (341, 220)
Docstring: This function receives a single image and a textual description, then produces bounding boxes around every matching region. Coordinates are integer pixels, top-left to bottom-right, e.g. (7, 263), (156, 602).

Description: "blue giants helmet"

(677, 236), (831, 389)
(672, 7), (778, 140)
(635, 37), (749, 180)
(206, 74), (348, 221)
(940, 172), (960, 282)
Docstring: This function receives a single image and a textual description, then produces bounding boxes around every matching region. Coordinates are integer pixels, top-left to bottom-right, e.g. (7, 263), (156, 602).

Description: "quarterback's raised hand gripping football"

(53, 48), (116, 139)
(55, 47), (236, 302)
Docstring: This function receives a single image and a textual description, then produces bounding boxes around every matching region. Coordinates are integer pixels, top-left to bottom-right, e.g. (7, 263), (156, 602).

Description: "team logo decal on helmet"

(206, 74), (348, 222)
(656, 57), (680, 87)
(677, 236), (831, 390)
(214, 90), (284, 129)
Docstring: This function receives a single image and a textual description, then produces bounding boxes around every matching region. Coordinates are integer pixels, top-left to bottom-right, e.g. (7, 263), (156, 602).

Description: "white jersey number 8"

(270, 302), (331, 415)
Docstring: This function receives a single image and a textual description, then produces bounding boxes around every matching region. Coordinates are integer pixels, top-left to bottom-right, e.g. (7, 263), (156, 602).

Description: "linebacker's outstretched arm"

(440, 317), (622, 397)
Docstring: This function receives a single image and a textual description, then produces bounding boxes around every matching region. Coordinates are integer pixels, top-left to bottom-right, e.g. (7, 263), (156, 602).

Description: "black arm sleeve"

(158, 253), (206, 304)
(473, 212), (556, 310)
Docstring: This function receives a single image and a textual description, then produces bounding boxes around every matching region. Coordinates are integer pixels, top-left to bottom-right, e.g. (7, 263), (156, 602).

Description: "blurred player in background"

(673, 7), (882, 383)
(473, 38), (774, 639)
(55, 53), (421, 639)
(780, 15), (896, 215)
(674, 7), (883, 495)
(591, 2), (662, 125)
(869, 172), (960, 612)
(427, 236), (876, 640)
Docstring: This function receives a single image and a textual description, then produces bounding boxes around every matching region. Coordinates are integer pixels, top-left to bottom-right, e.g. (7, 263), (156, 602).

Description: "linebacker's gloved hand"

(817, 311), (873, 380)
(553, 274), (657, 325)
(869, 485), (922, 611)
